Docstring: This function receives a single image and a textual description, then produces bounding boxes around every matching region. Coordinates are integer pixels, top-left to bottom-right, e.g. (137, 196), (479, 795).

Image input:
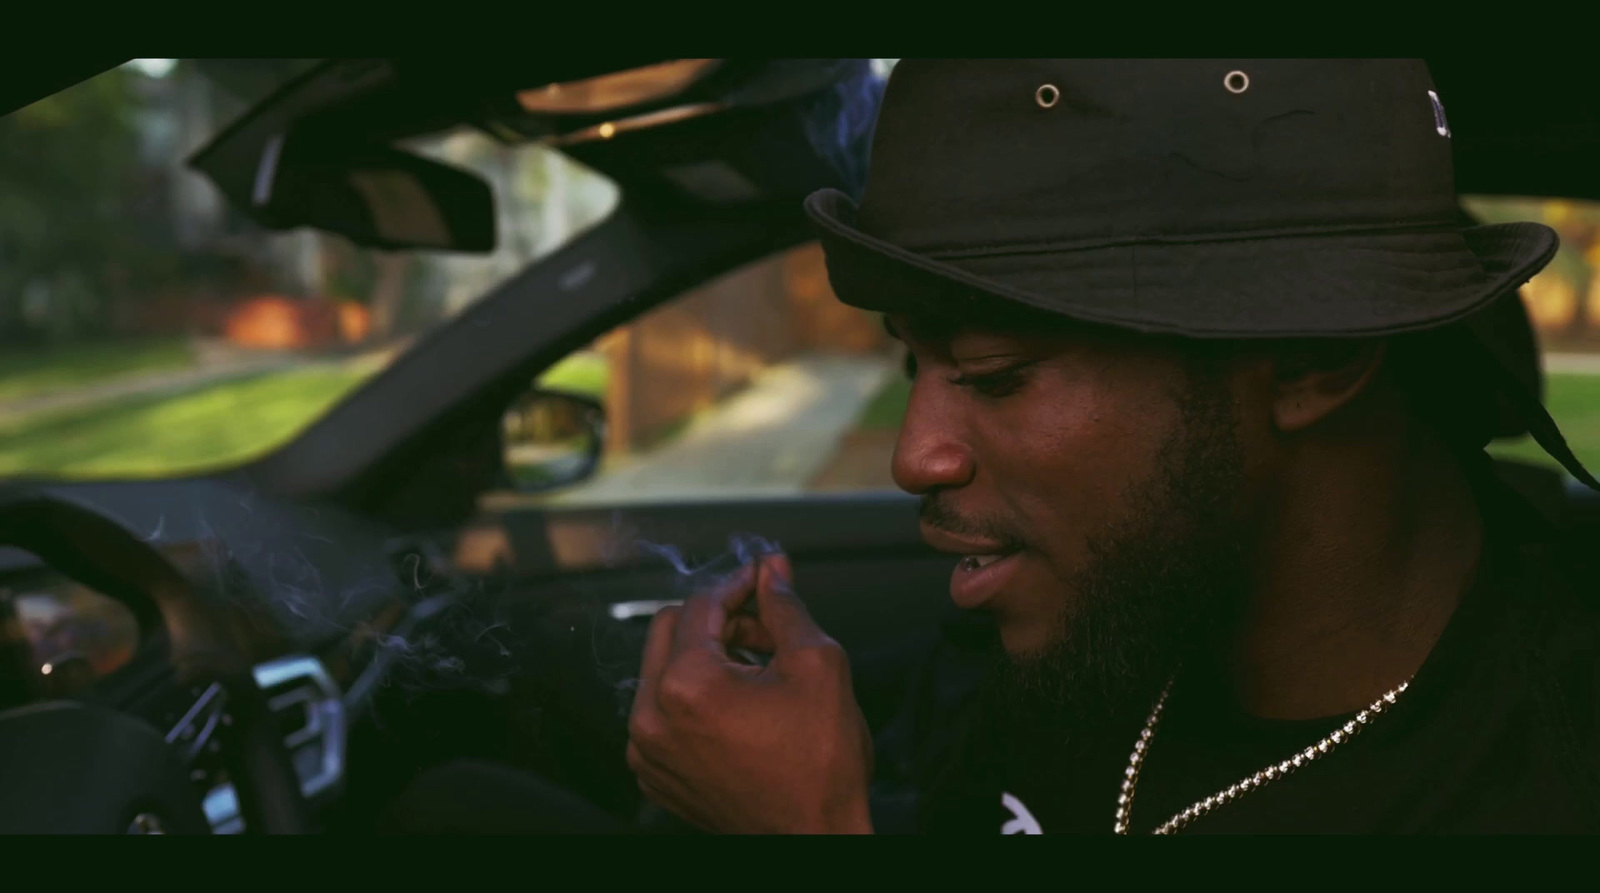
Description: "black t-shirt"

(915, 470), (1600, 834)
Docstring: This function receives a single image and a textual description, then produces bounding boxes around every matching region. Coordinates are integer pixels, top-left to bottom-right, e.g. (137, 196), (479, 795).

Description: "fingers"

(627, 728), (695, 790)
(724, 614), (776, 654)
(753, 554), (828, 650)
(629, 755), (680, 814)
(627, 741), (716, 830)
(761, 552), (794, 590)
(635, 605), (680, 700)
(672, 562), (756, 657)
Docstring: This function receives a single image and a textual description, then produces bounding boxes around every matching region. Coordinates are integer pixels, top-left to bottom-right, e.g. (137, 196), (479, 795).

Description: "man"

(622, 59), (1600, 834)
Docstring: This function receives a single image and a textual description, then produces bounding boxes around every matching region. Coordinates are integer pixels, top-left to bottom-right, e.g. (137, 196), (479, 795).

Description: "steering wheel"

(0, 486), (312, 834)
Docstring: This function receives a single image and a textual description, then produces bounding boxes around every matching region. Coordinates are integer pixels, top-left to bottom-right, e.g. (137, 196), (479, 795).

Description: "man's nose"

(891, 382), (975, 495)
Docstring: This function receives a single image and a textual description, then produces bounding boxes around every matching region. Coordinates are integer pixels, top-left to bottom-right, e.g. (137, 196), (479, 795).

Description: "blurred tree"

(0, 66), (165, 343)
(323, 237), (378, 306)
(367, 254), (417, 341)
(1587, 239), (1600, 332)
(1543, 201), (1600, 340)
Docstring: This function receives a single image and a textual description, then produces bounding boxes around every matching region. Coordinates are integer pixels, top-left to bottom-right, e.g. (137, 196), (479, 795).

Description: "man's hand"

(625, 554), (874, 834)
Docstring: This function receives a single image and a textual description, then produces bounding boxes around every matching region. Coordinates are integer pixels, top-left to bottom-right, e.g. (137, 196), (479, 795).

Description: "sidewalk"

(0, 356), (303, 418)
(1544, 353), (1600, 375)
(549, 353), (896, 505)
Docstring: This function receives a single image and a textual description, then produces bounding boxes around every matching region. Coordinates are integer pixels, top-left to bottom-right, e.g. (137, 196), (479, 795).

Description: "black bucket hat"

(806, 59), (1599, 489)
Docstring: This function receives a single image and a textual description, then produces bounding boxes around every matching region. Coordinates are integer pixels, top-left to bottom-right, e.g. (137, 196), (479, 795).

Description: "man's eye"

(950, 364), (1033, 398)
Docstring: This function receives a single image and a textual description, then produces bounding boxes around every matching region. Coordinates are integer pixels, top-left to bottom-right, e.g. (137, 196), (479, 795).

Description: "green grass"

(0, 363), (376, 478)
(1488, 373), (1600, 472)
(536, 351), (608, 401)
(0, 343), (598, 480)
(0, 338), (195, 404)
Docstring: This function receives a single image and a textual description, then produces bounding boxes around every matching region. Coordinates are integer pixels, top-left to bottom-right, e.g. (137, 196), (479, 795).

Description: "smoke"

(179, 496), (524, 705)
(170, 492), (784, 733)
(611, 532), (783, 718)
(635, 532), (783, 595)
(798, 59), (886, 200)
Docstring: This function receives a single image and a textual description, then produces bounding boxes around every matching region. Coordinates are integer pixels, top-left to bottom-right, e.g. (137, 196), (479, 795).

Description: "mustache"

(919, 493), (1027, 550)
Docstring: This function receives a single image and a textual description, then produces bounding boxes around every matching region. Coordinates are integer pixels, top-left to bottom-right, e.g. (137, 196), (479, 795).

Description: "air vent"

(166, 682), (243, 834)
(253, 655), (346, 800)
(172, 657), (344, 834)
(165, 681), (227, 763)
(203, 783), (245, 835)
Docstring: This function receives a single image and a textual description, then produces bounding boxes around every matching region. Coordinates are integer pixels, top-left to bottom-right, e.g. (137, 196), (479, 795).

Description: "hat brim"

(805, 188), (1558, 339)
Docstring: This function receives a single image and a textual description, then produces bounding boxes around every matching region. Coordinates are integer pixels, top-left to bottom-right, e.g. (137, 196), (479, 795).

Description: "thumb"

(754, 554), (826, 649)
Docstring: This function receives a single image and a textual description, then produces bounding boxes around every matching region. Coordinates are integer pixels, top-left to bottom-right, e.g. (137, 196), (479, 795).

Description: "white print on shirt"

(1001, 792), (1043, 835)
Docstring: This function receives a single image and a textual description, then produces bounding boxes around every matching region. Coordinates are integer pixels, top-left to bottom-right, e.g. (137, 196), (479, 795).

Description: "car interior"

(2, 56), (1599, 834)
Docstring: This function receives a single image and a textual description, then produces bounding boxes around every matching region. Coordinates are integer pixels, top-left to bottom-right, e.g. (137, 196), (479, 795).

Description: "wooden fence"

(598, 242), (888, 455)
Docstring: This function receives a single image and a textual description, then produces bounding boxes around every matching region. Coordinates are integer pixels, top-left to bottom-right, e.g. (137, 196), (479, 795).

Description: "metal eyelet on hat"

(1224, 70), (1250, 94)
(1036, 84), (1060, 109)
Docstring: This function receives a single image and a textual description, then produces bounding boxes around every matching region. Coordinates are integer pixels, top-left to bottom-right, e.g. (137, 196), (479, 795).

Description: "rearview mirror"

(241, 134), (496, 252)
(501, 390), (606, 492)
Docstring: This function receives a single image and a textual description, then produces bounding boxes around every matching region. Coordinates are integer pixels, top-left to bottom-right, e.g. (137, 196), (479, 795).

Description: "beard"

(956, 359), (1251, 755)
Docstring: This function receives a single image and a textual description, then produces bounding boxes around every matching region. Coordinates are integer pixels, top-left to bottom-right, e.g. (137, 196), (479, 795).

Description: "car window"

(1467, 196), (1600, 474)
(0, 59), (617, 480)
(493, 241), (907, 507)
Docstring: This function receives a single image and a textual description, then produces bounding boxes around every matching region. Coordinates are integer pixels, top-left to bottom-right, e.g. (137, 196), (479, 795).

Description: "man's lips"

(921, 524), (1023, 609)
(920, 524), (1016, 559)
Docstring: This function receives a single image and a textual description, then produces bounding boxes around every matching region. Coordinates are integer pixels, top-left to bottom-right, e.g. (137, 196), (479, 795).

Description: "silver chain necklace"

(1114, 676), (1413, 835)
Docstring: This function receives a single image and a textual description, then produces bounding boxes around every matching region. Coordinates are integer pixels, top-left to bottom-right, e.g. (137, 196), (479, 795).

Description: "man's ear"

(1271, 340), (1387, 433)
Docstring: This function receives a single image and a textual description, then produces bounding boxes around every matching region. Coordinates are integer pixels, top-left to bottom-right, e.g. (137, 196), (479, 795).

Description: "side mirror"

(207, 131), (497, 253)
(501, 389), (606, 492)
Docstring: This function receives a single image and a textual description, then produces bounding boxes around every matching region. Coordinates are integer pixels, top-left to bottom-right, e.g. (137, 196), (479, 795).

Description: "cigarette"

(745, 558), (767, 618)
(731, 647), (770, 667)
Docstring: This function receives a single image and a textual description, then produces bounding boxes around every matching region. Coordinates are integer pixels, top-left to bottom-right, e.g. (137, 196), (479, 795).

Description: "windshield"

(0, 59), (618, 479)
(7, 60), (1599, 485)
